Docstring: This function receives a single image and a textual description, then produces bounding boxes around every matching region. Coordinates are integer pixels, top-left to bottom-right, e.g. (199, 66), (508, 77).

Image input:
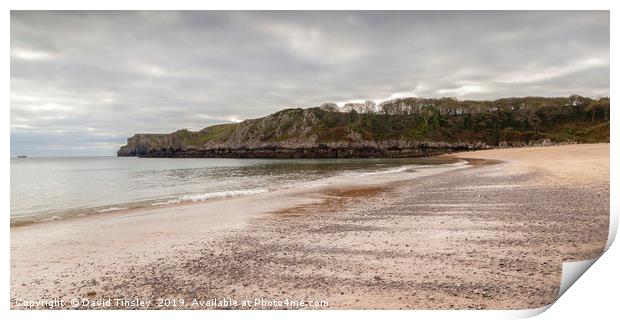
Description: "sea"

(10, 156), (458, 226)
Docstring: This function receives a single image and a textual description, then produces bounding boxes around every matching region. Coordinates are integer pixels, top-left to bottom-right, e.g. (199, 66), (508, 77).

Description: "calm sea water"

(10, 156), (456, 225)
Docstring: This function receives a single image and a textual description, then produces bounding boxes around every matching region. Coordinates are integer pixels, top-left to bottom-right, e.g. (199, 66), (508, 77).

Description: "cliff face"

(117, 109), (486, 158)
(117, 96), (610, 158)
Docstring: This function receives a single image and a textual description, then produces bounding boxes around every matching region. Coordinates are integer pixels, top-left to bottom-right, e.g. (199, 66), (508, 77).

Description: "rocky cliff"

(118, 96), (610, 158)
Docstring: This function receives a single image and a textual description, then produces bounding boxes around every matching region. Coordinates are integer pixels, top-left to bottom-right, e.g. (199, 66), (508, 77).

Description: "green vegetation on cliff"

(310, 95), (610, 145)
(118, 95), (610, 158)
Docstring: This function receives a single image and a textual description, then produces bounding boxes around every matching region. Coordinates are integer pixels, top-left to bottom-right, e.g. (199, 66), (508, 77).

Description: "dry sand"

(10, 144), (609, 310)
(450, 143), (609, 187)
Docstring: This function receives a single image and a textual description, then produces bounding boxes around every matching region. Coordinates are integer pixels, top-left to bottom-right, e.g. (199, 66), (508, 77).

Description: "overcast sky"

(10, 11), (609, 156)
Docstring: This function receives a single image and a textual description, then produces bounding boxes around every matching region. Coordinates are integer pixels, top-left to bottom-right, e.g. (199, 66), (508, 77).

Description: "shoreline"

(10, 159), (467, 228)
(10, 144), (609, 309)
(9, 142), (599, 228)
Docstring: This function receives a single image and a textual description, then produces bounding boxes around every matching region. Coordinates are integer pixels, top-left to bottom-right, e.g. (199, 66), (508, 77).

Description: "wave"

(151, 199), (181, 206)
(96, 206), (128, 213)
(151, 188), (269, 206)
(358, 165), (418, 176)
(362, 161), (467, 176)
(12, 160), (465, 227)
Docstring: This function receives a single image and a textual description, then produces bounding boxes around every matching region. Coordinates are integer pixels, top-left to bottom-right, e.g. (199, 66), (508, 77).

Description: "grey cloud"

(10, 11), (609, 156)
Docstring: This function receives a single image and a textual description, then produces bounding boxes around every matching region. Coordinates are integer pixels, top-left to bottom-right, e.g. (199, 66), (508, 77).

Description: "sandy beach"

(10, 143), (609, 310)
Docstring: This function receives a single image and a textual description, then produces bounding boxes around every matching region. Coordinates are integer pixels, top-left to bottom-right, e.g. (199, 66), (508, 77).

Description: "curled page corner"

(507, 305), (551, 319)
(555, 210), (615, 301)
(538, 208), (616, 315)
(558, 258), (598, 298)
(499, 258), (601, 319)
(605, 208), (618, 251)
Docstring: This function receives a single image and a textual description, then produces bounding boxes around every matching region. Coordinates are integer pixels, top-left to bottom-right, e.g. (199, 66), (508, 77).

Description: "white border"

(3, 1), (616, 319)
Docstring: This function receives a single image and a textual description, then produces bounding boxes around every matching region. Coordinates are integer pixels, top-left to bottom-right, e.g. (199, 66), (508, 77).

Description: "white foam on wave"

(151, 188), (269, 206)
(337, 161), (468, 182)
(359, 165), (418, 176)
(179, 188), (269, 201)
(151, 199), (181, 206)
(96, 206), (128, 213)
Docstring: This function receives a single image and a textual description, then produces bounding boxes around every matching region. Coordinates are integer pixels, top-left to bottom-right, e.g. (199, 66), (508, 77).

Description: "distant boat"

(17, 155), (27, 158)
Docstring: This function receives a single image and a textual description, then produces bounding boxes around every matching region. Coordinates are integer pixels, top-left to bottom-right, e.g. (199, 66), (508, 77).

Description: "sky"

(10, 11), (610, 156)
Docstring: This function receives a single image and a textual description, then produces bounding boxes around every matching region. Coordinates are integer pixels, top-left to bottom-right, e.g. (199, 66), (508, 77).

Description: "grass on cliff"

(180, 123), (238, 146)
(151, 95), (610, 147)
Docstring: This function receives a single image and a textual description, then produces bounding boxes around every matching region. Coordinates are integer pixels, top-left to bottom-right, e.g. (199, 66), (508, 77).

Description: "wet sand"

(10, 144), (609, 309)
